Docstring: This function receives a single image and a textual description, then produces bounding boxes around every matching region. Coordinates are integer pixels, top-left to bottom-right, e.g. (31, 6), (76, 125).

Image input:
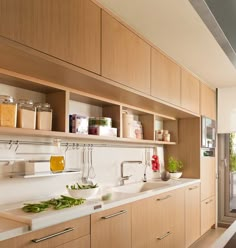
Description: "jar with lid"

(0, 95), (17, 127)
(35, 103), (52, 131)
(50, 139), (65, 173)
(17, 99), (36, 129)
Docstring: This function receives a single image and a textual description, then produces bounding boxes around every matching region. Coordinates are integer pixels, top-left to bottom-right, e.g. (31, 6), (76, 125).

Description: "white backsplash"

(0, 137), (164, 205)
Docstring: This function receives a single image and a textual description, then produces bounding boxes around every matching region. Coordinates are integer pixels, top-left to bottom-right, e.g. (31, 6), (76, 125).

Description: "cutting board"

(0, 199), (103, 231)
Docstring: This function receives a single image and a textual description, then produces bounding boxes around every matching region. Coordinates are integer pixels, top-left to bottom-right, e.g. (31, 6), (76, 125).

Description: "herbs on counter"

(66, 183), (98, 190)
(22, 195), (85, 213)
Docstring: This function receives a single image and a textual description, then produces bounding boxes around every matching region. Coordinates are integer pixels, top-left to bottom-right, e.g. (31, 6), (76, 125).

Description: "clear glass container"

(35, 103), (52, 131)
(17, 99), (36, 129)
(0, 95), (17, 127)
(50, 139), (65, 173)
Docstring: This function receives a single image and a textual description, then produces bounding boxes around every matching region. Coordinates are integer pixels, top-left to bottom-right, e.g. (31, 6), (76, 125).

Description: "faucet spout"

(120, 160), (142, 185)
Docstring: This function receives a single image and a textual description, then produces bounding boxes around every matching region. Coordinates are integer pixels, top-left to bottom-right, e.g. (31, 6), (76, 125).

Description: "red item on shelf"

(152, 155), (160, 171)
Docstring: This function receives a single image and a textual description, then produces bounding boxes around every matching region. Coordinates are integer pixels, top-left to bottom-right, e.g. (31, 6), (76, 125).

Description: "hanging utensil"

(82, 145), (88, 183)
(88, 144), (96, 179)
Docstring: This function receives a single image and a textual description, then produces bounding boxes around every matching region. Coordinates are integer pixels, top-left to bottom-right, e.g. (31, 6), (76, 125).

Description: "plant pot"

(170, 172), (182, 179)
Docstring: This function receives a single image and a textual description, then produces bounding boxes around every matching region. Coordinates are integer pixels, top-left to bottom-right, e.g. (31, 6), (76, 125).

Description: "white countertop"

(0, 178), (200, 241)
(211, 221), (236, 248)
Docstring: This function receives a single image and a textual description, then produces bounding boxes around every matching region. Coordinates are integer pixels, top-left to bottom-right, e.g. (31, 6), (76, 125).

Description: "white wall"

(0, 138), (164, 205)
(218, 87), (236, 133)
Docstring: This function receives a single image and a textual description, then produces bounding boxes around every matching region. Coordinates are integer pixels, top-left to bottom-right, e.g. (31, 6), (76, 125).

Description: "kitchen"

(0, 0), (235, 247)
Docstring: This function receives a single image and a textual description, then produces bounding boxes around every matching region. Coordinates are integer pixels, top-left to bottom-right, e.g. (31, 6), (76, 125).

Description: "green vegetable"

(22, 195), (85, 213)
(66, 183), (98, 190)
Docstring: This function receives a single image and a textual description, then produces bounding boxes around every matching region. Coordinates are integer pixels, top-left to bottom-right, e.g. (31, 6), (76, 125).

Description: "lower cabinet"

(132, 188), (185, 248)
(185, 183), (201, 247)
(201, 196), (215, 235)
(0, 215), (90, 248)
(91, 204), (131, 248)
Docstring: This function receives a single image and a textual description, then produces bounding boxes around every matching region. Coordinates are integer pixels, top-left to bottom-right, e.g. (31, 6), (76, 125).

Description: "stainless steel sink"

(113, 181), (171, 194)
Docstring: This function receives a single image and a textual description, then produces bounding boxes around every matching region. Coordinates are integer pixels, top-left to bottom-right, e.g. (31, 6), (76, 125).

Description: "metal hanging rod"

(0, 139), (156, 150)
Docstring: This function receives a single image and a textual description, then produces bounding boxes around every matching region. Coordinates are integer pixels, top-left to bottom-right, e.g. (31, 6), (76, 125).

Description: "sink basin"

(113, 181), (170, 194)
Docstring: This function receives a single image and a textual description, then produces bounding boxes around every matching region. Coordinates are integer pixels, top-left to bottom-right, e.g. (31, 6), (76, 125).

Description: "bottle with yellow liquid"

(50, 139), (65, 173)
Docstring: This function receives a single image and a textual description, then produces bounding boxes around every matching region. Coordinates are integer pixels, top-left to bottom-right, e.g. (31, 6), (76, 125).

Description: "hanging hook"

(65, 143), (69, 152)
(8, 140), (13, 150)
(15, 141), (20, 152)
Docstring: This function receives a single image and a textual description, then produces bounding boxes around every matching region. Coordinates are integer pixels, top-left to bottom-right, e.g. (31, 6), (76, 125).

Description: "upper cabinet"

(0, 0), (101, 74)
(151, 48), (181, 106)
(101, 11), (151, 95)
(200, 83), (216, 120)
(181, 69), (200, 114)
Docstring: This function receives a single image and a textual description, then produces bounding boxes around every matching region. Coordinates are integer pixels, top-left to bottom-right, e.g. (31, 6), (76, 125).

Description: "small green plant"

(167, 156), (183, 173)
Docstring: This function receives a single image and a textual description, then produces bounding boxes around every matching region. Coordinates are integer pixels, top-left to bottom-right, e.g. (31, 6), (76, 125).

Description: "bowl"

(170, 172), (182, 179)
(67, 186), (100, 199)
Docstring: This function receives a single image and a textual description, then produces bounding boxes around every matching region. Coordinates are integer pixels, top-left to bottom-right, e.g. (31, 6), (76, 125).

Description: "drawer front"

(56, 235), (90, 248)
(15, 216), (90, 248)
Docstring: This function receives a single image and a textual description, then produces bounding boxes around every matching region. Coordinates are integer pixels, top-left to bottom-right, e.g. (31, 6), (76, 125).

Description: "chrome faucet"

(120, 160), (142, 185)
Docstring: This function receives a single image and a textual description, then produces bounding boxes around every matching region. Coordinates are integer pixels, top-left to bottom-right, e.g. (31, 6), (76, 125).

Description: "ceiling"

(96, 0), (236, 89)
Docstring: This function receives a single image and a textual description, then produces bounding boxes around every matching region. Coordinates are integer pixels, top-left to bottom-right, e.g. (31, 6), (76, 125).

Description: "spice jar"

(35, 103), (52, 131)
(0, 95), (17, 127)
(17, 99), (36, 129)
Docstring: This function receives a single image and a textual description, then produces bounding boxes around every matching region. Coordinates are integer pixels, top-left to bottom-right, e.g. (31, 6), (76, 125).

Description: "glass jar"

(35, 103), (52, 131)
(0, 95), (17, 127)
(17, 99), (36, 129)
(50, 139), (65, 173)
(50, 155), (65, 173)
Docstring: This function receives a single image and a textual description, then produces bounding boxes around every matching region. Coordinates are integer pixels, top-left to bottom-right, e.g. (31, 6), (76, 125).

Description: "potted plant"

(167, 156), (183, 179)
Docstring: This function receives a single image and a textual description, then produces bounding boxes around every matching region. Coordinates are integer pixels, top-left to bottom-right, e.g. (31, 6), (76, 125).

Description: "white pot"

(170, 172), (182, 179)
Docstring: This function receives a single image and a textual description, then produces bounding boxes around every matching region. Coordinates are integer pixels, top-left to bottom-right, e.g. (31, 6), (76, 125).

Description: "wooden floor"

(190, 228), (226, 248)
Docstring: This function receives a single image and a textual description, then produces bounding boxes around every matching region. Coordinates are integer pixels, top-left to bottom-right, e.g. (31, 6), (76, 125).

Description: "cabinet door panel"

(201, 196), (215, 235)
(185, 184), (201, 247)
(201, 156), (216, 201)
(151, 48), (181, 106)
(0, 0), (101, 74)
(102, 11), (151, 94)
(181, 69), (200, 114)
(91, 204), (131, 248)
(200, 83), (216, 120)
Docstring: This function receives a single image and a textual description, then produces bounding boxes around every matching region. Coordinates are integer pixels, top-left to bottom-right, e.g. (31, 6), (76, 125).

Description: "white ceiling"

(96, 0), (236, 89)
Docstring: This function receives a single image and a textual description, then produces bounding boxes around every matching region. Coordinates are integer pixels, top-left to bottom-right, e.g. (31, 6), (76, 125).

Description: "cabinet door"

(132, 198), (149, 248)
(185, 184), (201, 247)
(201, 196), (215, 235)
(0, 0), (101, 74)
(91, 204), (131, 248)
(201, 156), (216, 201)
(148, 191), (175, 248)
(151, 48), (181, 106)
(181, 69), (200, 114)
(56, 235), (90, 248)
(12, 216), (90, 248)
(200, 83), (216, 120)
(102, 11), (151, 95)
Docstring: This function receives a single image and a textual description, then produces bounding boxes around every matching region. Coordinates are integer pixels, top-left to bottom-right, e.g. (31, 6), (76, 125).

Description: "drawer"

(56, 235), (90, 248)
(201, 196), (215, 235)
(14, 215), (90, 248)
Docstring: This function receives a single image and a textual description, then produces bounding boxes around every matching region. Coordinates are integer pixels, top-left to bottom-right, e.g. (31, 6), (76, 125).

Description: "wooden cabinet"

(0, 216), (90, 248)
(201, 156), (216, 201)
(185, 183), (201, 247)
(200, 83), (216, 120)
(0, 0), (101, 74)
(132, 188), (185, 248)
(201, 196), (215, 235)
(151, 48), (181, 106)
(102, 11), (151, 95)
(181, 69), (200, 114)
(91, 204), (131, 248)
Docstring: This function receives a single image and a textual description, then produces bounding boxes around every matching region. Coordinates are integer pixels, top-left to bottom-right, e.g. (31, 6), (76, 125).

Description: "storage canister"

(17, 99), (36, 129)
(35, 103), (52, 131)
(0, 95), (17, 127)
